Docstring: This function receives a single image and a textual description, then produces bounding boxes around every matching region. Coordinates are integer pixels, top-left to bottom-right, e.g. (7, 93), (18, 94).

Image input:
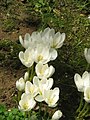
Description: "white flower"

(43, 87), (60, 107)
(40, 27), (65, 49)
(33, 76), (53, 102)
(49, 32), (65, 49)
(19, 33), (32, 49)
(19, 28), (65, 50)
(19, 93), (36, 111)
(52, 110), (62, 120)
(35, 62), (55, 79)
(84, 48), (90, 64)
(16, 77), (25, 91)
(19, 47), (34, 67)
(84, 86), (90, 103)
(34, 44), (57, 64)
(31, 31), (43, 45)
(74, 71), (90, 92)
(25, 81), (38, 97)
(24, 72), (29, 81)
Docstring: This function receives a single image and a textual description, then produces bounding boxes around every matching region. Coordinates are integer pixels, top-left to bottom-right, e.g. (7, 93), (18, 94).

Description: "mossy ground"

(0, 0), (90, 119)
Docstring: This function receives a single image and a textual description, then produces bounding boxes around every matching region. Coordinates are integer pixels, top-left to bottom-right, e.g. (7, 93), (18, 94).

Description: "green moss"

(2, 19), (16, 32)
(0, 40), (24, 68)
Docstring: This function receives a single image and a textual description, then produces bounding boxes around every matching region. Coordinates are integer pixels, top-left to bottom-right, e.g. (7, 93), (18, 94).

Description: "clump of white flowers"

(74, 47), (90, 119)
(16, 27), (65, 119)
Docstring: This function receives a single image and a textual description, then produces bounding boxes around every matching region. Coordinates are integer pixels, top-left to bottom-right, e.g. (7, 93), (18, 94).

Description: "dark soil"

(0, 0), (36, 108)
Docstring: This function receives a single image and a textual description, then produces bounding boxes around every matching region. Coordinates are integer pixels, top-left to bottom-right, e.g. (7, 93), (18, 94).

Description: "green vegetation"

(0, 104), (26, 120)
(0, 104), (52, 120)
(0, 40), (23, 68)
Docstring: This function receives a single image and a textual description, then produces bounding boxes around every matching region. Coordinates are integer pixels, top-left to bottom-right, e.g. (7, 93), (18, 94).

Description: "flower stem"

(76, 93), (83, 114)
(78, 102), (88, 118)
(38, 102), (42, 118)
(28, 111), (31, 119)
(30, 64), (35, 82)
(18, 91), (22, 102)
(44, 105), (48, 118)
(81, 106), (89, 118)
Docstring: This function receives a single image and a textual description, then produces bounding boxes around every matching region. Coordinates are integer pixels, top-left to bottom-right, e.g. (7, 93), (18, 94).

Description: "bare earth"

(0, 0), (36, 108)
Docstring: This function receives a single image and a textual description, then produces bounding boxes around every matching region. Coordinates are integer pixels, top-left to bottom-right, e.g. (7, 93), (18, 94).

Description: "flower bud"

(52, 110), (62, 120)
(16, 77), (25, 91)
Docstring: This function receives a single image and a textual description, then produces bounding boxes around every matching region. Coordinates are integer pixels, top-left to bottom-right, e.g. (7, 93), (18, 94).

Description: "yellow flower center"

(23, 103), (29, 110)
(87, 91), (90, 99)
(30, 87), (34, 93)
(37, 55), (43, 62)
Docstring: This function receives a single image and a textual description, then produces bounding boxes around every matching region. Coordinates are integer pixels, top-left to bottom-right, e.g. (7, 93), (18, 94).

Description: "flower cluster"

(16, 28), (65, 119)
(19, 27), (65, 67)
(74, 71), (90, 102)
(74, 48), (90, 119)
(74, 48), (90, 103)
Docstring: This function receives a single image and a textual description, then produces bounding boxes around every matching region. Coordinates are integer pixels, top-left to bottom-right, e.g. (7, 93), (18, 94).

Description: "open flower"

(84, 86), (90, 103)
(16, 77), (25, 91)
(19, 28), (65, 50)
(33, 76), (53, 102)
(40, 27), (65, 49)
(74, 71), (90, 92)
(19, 47), (34, 67)
(19, 93), (36, 111)
(35, 62), (55, 79)
(49, 31), (65, 49)
(52, 110), (62, 120)
(25, 81), (38, 97)
(84, 48), (90, 64)
(43, 87), (60, 107)
(19, 33), (33, 49)
(34, 44), (57, 64)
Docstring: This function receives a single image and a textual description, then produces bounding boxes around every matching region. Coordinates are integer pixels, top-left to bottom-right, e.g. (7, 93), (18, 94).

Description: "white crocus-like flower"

(19, 33), (33, 49)
(16, 77), (25, 91)
(19, 33), (35, 49)
(25, 81), (38, 97)
(74, 71), (90, 92)
(33, 76), (53, 102)
(40, 27), (65, 49)
(19, 28), (65, 50)
(43, 87), (60, 107)
(84, 48), (90, 64)
(19, 93), (36, 111)
(49, 32), (65, 49)
(35, 62), (55, 79)
(24, 72), (29, 81)
(19, 47), (34, 67)
(31, 31), (43, 45)
(52, 110), (62, 120)
(84, 86), (90, 103)
(34, 44), (57, 64)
